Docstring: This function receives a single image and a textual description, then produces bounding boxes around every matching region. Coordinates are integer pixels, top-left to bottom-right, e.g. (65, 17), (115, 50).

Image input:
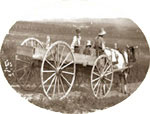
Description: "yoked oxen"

(104, 44), (138, 94)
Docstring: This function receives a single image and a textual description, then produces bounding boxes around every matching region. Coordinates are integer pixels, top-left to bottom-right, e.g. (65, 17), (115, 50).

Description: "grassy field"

(14, 82), (140, 113)
(0, 18), (150, 113)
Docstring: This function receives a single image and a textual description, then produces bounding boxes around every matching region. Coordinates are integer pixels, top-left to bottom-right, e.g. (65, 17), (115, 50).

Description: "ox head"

(126, 44), (138, 63)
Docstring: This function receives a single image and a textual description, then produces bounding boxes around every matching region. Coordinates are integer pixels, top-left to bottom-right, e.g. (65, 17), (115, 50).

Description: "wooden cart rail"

(16, 45), (97, 66)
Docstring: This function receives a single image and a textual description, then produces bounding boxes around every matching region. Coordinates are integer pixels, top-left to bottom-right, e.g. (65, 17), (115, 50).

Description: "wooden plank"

(74, 53), (97, 66)
(16, 46), (47, 60)
(16, 45), (97, 66)
(32, 47), (46, 60)
(16, 46), (34, 58)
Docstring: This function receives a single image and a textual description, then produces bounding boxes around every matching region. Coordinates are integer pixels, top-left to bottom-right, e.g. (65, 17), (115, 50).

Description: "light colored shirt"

(71, 35), (81, 49)
(46, 36), (51, 49)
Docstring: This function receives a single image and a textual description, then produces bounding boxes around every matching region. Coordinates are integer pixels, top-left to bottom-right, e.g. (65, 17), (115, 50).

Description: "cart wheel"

(41, 41), (76, 100)
(15, 38), (43, 91)
(91, 54), (113, 99)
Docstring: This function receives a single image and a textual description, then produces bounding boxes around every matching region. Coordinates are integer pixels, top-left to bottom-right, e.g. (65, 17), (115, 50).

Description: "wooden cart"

(15, 37), (130, 100)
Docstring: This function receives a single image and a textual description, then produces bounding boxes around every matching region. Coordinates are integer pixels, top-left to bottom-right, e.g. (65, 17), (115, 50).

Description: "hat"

(86, 40), (91, 46)
(98, 28), (106, 36)
(76, 28), (81, 33)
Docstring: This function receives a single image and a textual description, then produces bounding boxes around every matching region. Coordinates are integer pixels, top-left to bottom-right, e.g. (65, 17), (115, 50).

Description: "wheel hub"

(56, 67), (61, 76)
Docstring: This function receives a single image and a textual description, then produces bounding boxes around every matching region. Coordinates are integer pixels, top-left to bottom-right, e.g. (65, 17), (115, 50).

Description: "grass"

(28, 87), (128, 113)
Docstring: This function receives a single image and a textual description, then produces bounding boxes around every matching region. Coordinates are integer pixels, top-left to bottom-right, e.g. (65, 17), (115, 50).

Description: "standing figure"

(93, 28), (106, 57)
(46, 35), (51, 49)
(71, 28), (81, 53)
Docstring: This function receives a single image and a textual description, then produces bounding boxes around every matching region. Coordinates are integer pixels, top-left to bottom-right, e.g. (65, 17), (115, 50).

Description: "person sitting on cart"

(83, 40), (92, 55)
(93, 28), (106, 57)
(71, 28), (81, 53)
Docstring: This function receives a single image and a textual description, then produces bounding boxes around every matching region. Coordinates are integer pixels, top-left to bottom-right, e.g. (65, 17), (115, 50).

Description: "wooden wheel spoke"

(93, 80), (100, 90)
(18, 70), (28, 81)
(60, 53), (71, 68)
(61, 74), (71, 86)
(96, 81), (101, 96)
(45, 59), (55, 69)
(31, 40), (34, 47)
(43, 73), (56, 85)
(53, 45), (59, 66)
(57, 77), (60, 94)
(103, 64), (111, 74)
(50, 52), (56, 66)
(34, 41), (37, 47)
(104, 77), (111, 82)
(42, 70), (55, 73)
(24, 71), (31, 85)
(15, 66), (28, 72)
(103, 80), (109, 90)
(93, 71), (100, 77)
(104, 71), (112, 76)
(96, 65), (101, 74)
(102, 59), (109, 72)
(59, 45), (65, 65)
(92, 77), (100, 83)
(102, 84), (106, 95)
(24, 57), (31, 62)
(62, 71), (74, 76)
(56, 44), (60, 64)
(46, 76), (56, 93)
(102, 83), (106, 95)
(52, 77), (57, 97)
(59, 77), (66, 93)
(61, 61), (74, 70)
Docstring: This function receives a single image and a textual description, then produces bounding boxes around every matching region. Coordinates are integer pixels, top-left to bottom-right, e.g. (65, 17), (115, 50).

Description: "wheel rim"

(91, 55), (113, 99)
(41, 41), (76, 100)
(21, 37), (43, 48)
(15, 38), (43, 91)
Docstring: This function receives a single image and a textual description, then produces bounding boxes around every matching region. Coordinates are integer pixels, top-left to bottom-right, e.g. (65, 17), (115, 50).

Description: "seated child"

(83, 40), (92, 55)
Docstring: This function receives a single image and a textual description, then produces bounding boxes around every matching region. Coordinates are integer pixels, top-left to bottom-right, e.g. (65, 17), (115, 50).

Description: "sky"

(0, 0), (150, 37)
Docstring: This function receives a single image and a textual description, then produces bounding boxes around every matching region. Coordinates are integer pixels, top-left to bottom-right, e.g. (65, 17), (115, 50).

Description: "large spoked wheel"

(41, 41), (76, 100)
(15, 38), (43, 91)
(91, 54), (113, 99)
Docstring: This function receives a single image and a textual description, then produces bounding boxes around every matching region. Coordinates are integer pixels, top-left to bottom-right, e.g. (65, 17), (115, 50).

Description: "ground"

(12, 82), (141, 114)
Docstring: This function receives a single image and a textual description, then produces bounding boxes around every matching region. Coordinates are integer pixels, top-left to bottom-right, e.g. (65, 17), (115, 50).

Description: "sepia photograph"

(0, 0), (150, 114)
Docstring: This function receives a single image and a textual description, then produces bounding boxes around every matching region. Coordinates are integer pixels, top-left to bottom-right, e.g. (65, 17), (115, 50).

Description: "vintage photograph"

(0, 18), (149, 113)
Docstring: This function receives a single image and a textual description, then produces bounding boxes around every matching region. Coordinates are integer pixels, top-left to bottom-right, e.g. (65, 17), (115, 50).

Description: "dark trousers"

(95, 47), (104, 57)
(74, 46), (80, 53)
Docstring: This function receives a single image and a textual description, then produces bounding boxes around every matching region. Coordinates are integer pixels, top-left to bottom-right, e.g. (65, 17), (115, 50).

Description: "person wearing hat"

(71, 28), (81, 53)
(93, 28), (106, 57)
(83, 40), (92, 55)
